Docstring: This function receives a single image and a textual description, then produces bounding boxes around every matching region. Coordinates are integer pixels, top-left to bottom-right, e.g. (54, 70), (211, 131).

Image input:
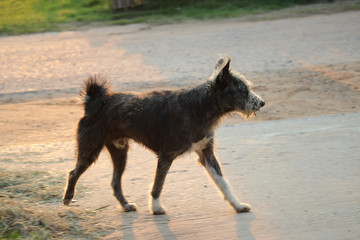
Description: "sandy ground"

(1, 11), (360, 239)
(1, 60), (359, 146)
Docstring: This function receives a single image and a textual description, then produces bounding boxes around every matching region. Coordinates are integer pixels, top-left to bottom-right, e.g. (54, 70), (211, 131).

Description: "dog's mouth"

(252, 105), (264, 112)
(249, 101), (265, 116)
(239, 98), (265, 119)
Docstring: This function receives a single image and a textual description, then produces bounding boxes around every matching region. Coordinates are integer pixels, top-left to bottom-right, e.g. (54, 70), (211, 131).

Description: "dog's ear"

(215, 56), (231, 88)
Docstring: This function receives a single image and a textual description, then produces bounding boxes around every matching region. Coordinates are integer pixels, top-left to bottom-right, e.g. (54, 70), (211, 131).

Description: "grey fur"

(63, 56), (265, 214)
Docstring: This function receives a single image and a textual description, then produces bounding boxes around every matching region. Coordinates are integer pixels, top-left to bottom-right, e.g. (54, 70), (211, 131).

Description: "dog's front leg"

(150, 156), (173, 215)
(197, 143), (251, 213)
(106, 140), (136, 212)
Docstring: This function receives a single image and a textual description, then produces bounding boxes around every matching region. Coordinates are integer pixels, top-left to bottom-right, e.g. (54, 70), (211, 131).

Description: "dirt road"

(0, 11), (359, 145)
(0, 11), (360, 239)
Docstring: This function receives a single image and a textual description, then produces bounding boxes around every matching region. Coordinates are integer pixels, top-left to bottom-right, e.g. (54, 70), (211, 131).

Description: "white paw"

(151, 198), (166, 215)
(234, 202), (251, 213)
(123, 203), (137, 212)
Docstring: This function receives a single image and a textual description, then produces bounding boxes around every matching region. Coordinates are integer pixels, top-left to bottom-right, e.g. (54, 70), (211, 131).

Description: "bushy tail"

(80, 75), (110, 116)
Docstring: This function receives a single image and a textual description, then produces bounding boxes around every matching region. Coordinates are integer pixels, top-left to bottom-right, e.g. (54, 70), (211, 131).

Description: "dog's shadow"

(119, 211), (139, 240)
(118, 212), (176, 239)
(119, 212), (255, 239)
(150, 212), (255, 240)
(235, 212), (256, 240)
(153, 215), (178, 240)
(151, 213), (255, 239)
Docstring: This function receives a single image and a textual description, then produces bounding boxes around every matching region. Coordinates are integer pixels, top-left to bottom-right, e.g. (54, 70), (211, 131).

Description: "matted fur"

(63, 56), (265, 214)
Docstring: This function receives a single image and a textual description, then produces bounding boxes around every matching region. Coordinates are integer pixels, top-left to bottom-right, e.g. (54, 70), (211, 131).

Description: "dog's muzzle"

(249, 92), (265, 111)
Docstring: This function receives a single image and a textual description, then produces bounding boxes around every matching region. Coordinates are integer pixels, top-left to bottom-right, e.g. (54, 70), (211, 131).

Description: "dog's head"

(210, 56), (265, 118)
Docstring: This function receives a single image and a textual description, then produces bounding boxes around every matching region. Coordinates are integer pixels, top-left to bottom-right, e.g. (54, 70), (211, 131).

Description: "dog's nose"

(260, 101), (265, 107)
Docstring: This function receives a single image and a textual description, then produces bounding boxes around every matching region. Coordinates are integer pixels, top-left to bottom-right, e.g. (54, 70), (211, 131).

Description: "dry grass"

(0, 170), (65, 203)
(0, 169), (110, 239)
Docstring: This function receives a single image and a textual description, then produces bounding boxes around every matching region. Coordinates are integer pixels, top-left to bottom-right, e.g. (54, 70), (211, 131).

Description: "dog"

(63, 56), (265, 214)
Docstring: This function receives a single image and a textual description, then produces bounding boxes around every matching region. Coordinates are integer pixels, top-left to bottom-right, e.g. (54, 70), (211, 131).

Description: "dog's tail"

(80, 75), (110, 116)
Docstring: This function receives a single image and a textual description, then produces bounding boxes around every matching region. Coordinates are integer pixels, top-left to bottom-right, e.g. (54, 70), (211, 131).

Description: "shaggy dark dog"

(63, 56), (265, 214)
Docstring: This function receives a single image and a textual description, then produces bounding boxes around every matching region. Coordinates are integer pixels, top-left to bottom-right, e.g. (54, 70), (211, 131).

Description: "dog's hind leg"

(63, 141), (104, 205)
(63, 117), (105, 205)
(197, 142), (251, 213)
(106, 138), (136, 212)
(149, 155), (173, 215)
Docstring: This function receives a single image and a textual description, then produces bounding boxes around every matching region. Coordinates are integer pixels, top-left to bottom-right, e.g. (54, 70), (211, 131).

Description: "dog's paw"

(151, 198), (166, 215)
(123, 203), (137, 212)
(234, 202), (251, 213)
(63, 198), (72, 206)
(152, 207), (166, 215)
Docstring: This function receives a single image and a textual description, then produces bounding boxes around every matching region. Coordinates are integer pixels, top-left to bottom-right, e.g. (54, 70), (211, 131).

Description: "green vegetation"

(0, 0), (359, 35)
(0, 0), (113, 34)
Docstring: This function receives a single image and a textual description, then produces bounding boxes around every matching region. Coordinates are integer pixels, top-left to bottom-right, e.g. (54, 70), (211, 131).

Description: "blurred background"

(0, 0), (353, 35)
(1, 1), (359, 239)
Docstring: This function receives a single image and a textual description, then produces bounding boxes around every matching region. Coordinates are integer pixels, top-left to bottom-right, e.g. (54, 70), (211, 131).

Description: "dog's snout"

(260, 101), (265, 107)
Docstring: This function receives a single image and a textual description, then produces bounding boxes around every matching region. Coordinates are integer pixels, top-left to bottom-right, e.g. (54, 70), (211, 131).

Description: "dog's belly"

(112, 133), (213, 158)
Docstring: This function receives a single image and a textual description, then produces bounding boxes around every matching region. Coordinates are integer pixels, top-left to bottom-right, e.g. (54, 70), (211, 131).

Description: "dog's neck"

(180, 82), (228, 130)
(206, 81), (236, 114)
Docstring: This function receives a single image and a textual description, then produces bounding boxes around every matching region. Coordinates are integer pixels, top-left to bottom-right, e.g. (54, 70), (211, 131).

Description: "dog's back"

(82, 77), (221, 157)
